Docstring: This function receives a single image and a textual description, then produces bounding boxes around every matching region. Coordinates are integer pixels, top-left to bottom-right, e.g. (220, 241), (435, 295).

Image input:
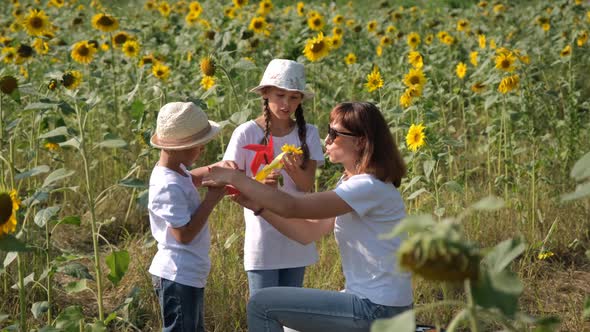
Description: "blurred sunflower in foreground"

(0, 186), (20, 237)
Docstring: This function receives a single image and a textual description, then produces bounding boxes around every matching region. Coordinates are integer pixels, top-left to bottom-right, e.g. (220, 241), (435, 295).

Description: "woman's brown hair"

(329, 102), (406, 187)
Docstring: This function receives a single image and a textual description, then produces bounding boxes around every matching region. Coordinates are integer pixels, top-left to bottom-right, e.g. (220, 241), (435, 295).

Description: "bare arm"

(190, 160), (238, 187)
(203, 167), (353, 219)
(169, 187), (224, 244)
(283, 155), (317, 192)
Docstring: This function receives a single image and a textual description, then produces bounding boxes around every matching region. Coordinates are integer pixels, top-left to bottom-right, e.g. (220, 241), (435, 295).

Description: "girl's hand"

(202, 167), (242, 187)
(261, 169), (281, 188)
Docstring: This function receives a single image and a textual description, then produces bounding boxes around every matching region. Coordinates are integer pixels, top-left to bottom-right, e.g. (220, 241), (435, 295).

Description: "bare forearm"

(173, 197), (218, 244)
(231, 173), (297, 217)
(291, 172), (314, 192)
(259, 210), (332, 245)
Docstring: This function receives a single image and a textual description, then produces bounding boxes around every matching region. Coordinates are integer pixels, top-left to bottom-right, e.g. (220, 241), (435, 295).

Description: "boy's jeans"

(247, 287), (412, 332)
(247, 267), (306, 298)
(152, 275), (205, 332)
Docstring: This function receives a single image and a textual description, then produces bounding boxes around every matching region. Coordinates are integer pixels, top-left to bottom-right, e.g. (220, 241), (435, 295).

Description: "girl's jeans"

(152, 275), (205, 332)
(247, 287), (412, 332)
(247, 266), (306, 298)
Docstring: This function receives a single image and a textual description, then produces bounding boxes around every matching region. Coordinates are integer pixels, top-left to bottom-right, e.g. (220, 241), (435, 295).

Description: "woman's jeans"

(247, 287), (412, 332)
(152, 275), (205, 332)
(247, 267), (306, 298)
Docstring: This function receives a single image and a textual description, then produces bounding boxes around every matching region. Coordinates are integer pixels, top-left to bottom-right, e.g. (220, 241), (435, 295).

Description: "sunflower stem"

(75, 103), (105, 321)
(465, 279), (480, 332)
(0, 95), (4, 187)
(219, 66), (241, 113)
(109, 33), (119, 121)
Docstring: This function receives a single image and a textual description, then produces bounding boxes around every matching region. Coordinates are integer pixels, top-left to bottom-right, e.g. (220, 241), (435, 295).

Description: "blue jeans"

(247, 287), (412, 332)
(247, 267), (306, 298)
(152, 275), (205, 332)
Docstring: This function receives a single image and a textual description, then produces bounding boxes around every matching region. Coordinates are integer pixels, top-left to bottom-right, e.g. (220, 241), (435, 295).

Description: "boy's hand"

(212, 160), (239, 170)
(205, 186), (225, 204)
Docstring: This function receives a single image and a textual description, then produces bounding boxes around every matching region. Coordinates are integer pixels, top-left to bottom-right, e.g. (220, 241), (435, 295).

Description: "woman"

(204, 102), (412, 332)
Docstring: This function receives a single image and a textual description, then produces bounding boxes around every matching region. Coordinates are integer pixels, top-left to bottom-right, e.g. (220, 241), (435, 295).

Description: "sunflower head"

(456, 62), (467, 79)
(308, 15), (325, 31)
(498, 74), (519, 94)
(365, 66), (384, 92)
(112, 32), (131, 48)
(0, 187), (20, 237)
(281, 144), (303, 155)
(17, 44), (34, 61)
(47, 79), (58, 91)
(560, 44), (572, 57)
(407, 32), (420, 48)
(71, 40), (96, 64)
(200, 75), (215, 90)
(471, 82), (486, 93)
(200, 56), (216, 76)
(344, 53), (356, 65)
(152, 62), (170, 80)
(61, 70), (82, 90)
(23, 9), (51, 36)
(0, 75), (18, 95)
(303, 32), (330, 62)
(122, 40), (140, 58)
(91, 13), (119, 32)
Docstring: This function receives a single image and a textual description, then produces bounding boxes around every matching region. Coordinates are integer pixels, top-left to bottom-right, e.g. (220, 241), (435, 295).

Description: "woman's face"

(324, 121), (361, 167)
(263, 87), (303, 121)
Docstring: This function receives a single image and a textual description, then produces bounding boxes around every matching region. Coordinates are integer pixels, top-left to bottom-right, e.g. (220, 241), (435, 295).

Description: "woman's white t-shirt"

(223, 120), (325, 270)
(333, 173), (413, 307)
(148, 164), (210, 288)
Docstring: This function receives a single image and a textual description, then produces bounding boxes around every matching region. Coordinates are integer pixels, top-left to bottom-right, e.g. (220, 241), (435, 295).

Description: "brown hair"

(329, 102), (406, 187)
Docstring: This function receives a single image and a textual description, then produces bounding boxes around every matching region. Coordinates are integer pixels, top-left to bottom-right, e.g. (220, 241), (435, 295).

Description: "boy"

(148, 101), (223, 331)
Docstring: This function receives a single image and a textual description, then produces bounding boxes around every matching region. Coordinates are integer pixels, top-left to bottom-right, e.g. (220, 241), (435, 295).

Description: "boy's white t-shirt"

(148, 164), (210, 288)
(333, 173), (413, 307)
(223, 120), (325, 270)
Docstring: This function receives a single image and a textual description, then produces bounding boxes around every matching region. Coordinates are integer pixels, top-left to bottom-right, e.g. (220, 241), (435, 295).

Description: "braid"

(295, 105), (310, 170)
(261, 98), (272, 145)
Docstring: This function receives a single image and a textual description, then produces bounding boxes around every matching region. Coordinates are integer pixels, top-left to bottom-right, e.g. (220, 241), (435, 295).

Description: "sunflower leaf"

(38, 126), (69, 139)
(96, 139), (128, 149)
(34, 206), (61, 228)
(15, 165), (50, 181)
(42, 168), (76, 188)
(0, 235), (30, 252)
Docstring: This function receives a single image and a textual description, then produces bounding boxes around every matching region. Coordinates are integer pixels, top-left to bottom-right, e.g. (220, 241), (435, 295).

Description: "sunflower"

(494, 52), (516, 72)
(399, 91), (412, 108)
(122, 40), (140, 57)
(71, 41), (96, 64)
(478, 1), (488, 8)
(303, 32), (330, 62)
(257, 0), (273, 16)
(200, 75), (215, 90)
(456, 62), (467, 79)
(344, 53), (356, 65)
(200, 56), (216, 76)
(376, 45), (383, 57)
(489, 38), (496, 49)
(577, 31), (588, 47)
(471, 82), (486, 93)
(62, 70), (82, 90)
(224, 7), (236, 19)
(329, 35), (343, 49)
(23, 9), (51, 36)
(47, 79), (58, 90)
(403, 68), (426, 89)
(498, 75), (519, 94)
(456, 19), (469, 32)
(249, 16), (269, 35)
(174, 0), (187, 13)
(386, 25), (396, 34)
(0, 36), (13, 46)
(45, 142), (59, 151)
(0, 75), (18, 95)
(158, 1), (171, 17)
(308, 15), (325, 31)
(145, 0), (157, 10)
(233, 0), (247, 8)
(152, 62), (170, 80)
(367, 20), (377, 33)
(185, 12), (200, 26)
(493, 4), (505, 13)
(139, 54), (156, 67)
(407, 32), (420, 49)
(408, 51), (423, 69)
(2, 47), (17, 64)
(333, 27), (343, 36)
(470, 51), (478, 66)
(12, 7), (24, 19)
(91, 13), (119, 32)
(406, 123), (426, 152)
(380, 36), (393, 47)
(442, 35), (455, 45)
(365, 66), (383, 92)
(541, 23), (550, 32)
(560, 44), (572, 57)
(0, 187), (20, 237)
(437, 31), (449, 42)
(16, 44), (34, 64)
(281, 144), (303, 155)
(333, 14), (344, 25)
(424, 34), (433, 45)
(478, 34), (486, 49)
(112, 32), (131, 48)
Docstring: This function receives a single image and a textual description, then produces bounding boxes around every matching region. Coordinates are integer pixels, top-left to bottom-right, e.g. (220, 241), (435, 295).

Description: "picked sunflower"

(91, 13), (119, 32)
(407, 32), (420, 49)
(406, 123), (426, 152)
(152, 62), (170, 80)
(344, 53), (356, 65)
(71, 40), (96, 64)
(62, 70), (83, 90)
(122, 40), (140, 58)
(498, 74), (519, 94)
(0, 187), (20, 237)
(365, 66), (384, 92)
(303, 32), (330, 62)
(494, 52), (516, 72)
(23, 9), (51, 36)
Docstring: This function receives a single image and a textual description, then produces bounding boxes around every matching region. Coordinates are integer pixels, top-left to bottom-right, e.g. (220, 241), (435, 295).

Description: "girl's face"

(324, 121), (362, 167)
(263, 87), (303, 121)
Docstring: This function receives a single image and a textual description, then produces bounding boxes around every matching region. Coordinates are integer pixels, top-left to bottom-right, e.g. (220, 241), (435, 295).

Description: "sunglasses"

(327, 126), (357, 142)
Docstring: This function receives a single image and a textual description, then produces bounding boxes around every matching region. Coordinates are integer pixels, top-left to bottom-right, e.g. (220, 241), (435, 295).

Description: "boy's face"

(182, 145), (204, 166)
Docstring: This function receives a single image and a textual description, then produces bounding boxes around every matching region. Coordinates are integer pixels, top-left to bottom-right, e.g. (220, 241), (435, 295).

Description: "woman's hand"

(202, 166), (242, 187)
(229, 193), (261, 212)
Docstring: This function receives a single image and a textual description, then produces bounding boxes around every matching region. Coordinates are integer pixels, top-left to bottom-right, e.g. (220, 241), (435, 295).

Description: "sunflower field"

(1, 0), (590, 331)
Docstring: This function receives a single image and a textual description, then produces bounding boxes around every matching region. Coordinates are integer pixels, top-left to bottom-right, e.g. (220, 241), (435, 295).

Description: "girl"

(222, 59), (325, 297)
(205, 102), (413, 332)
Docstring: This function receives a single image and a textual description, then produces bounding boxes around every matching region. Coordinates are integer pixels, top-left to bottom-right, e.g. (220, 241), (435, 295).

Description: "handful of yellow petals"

(253, 144), (303, 182)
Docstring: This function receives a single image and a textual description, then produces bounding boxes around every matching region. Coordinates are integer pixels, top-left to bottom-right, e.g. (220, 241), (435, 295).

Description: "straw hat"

(250, 59), (315, 100)
(150, 102), (220, 150)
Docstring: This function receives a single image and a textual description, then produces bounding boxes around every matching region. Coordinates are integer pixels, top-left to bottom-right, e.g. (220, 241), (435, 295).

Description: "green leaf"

(106, 250), (130, 286)
(570, 151), (590, 181)
(15, 165), (50, 181)
(34, 206), (61, 228)
(561, 182), (590, 202)
(38, 327), (60, 332)
(38, 126), (69, 139)
(65, 279), (89, 294)
(0, 235), (30, 252)
(532, 316), (560, 332)
(423, 160), (435, 179)
(118, 178), (147, 189)
(130, 100), (145, 121)
(471, 195), (504, 210)
(42, 168), (76, 188)
(24, 102), (57, 110)
(482, 238), (526, 273)
(370, 309), (415, 332)
(85, 320), (107, 332)
(472, 269), (521, 318)
(443, 180), (463, 193)
(59, 137), (81, 150)
(96, 139), (127, 149)
(484, 95), (497, 111)
(402, 176), (422, 193)
(55, 216), (81, 226)
(31, 301), (49, 319)
(104, 312), (117, 325)
(230, 109), (251, 125)
(55, 306), (84, 330)
(379, 214), (436, 239)
(584, 297), (590, 319)
(3, 252), (17, 267)
(57, 262), (94, 280)
(407, 188), (428, 200)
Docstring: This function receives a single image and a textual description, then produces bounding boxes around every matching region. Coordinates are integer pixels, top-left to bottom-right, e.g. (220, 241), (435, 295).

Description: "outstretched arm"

(203, 167), (353, 219)
(190, 160), (238, 187)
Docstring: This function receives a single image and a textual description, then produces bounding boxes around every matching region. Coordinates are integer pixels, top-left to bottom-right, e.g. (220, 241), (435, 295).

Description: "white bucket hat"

(250, 59), (315, 100)
(150, 102), (221, 150)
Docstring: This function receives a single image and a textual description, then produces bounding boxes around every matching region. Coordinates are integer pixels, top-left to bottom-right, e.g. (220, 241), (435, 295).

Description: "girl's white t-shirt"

(333, 173), (413, 307)
(223, 120), (325, 270)
(148, 164), (210, 288)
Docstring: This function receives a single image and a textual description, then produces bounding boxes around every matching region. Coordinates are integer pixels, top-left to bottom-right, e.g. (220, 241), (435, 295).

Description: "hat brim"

(150, 120), (221, 150)
(250, 85), (315, 100)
